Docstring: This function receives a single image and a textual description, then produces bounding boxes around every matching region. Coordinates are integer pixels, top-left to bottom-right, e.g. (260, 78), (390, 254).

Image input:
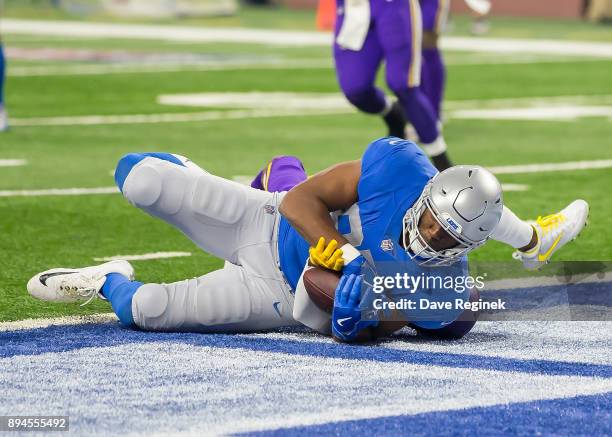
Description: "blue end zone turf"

(1, 323), (611, 378)
(245, 392), (612, 436)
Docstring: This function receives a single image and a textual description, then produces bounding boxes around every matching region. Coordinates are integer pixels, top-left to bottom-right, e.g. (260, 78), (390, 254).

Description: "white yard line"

(452, 105), (612, 121)
(4, 19), (612, 57)
(6, 56), (603, 79)
(0, 313), (117, 332)
(500, 183), (529, 192)
(10, 107), (352, 127)
(0, 187), (118, 197)
(488, 159), (612, 175)
(7, 59), (333, 77)
(12, 94), (612, 127)
(0, 159), (27, 167)
(93, 252), (191, 262)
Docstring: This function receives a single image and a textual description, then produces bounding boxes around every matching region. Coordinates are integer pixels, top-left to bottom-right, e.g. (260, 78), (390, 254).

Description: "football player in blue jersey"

(27, 138), (588, 342)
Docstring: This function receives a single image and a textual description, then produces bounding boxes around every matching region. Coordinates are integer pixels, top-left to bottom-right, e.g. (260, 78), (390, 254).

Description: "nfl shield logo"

(263, 205), (276, 215)
(380, 239), (394, 251)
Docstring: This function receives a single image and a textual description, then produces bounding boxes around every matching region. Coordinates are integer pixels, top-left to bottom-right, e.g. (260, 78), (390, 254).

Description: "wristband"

(340, 243), (361, 265)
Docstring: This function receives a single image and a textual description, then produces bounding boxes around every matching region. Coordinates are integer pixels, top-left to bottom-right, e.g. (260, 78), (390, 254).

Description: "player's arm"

(279, 160), (361, 248)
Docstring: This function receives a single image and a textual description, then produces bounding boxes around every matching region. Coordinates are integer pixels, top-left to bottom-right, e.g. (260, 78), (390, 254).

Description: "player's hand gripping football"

(309, 237), (344, 271)
(332, 274), (378, 342)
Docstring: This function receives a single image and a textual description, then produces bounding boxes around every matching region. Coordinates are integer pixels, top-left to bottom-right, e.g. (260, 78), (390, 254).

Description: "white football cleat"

(0, 105), (8, 132)
(27, 260), (134, 305)
(513, 199), (589, 270)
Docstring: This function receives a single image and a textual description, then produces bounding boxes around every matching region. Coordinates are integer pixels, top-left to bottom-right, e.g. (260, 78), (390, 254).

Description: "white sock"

(490, 206), (534, 249)
(421, 135), (447, 157)
(380, 96), (394, 116)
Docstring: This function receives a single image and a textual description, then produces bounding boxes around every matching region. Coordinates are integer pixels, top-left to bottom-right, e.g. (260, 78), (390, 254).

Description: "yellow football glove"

(309, 237), (344, 271)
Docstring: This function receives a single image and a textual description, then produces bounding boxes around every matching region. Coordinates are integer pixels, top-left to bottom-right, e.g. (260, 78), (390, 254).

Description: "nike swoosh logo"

(39, 271), (75, 286)
(538, 233), (563, 262)
(272, 301), (282, 317)
(337, 317), (352, 327)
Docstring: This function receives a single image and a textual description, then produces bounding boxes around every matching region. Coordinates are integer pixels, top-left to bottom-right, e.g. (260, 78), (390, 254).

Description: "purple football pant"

(420, 0), (448, 119)
(334, 0), (439, 143)
(250, 156), (307, 193)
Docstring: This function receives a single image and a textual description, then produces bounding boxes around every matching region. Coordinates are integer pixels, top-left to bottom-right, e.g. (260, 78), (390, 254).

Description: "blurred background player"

(464, 0), (492, 35)
(0, 35), (7, 132)
(334, 0), (453, 170)
(409, 0), (451, 139)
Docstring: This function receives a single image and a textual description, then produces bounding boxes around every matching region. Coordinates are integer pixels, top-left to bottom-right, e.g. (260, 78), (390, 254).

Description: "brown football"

(303, 266), (341, 313)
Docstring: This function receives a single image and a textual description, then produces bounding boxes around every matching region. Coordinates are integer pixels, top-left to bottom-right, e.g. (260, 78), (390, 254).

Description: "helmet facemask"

(402, 182), (485, 266)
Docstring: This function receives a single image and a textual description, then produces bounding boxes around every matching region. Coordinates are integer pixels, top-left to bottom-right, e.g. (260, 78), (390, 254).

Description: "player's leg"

(0, 41), (7, 132)
(122, 263), (295, 332)
(376, 0), (452, 170)
(491, 202), (589, 270)
(114, 152), (276, 264)
(28, 261), (296, 332)
(334, 1), (405, 138)
(420, 0), (449, 120)
(250, 155), (307, 192)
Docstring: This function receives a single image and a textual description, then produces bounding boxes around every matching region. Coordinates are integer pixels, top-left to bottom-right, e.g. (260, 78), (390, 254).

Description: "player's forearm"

(280, 191), (348, 247)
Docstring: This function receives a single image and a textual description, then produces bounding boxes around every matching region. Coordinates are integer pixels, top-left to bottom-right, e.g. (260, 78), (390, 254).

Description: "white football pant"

(120, 154), (299, 332)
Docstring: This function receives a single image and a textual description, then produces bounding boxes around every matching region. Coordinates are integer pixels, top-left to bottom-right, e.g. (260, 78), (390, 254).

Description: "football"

(303, 266), (341, 313)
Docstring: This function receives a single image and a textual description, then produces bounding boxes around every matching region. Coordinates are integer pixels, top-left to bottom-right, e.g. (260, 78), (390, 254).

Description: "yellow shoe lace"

(535, 213), (566, 235)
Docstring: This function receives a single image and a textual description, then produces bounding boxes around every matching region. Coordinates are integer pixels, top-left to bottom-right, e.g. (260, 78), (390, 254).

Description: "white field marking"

(452, 105), (612, 121)
(500, 183), (529, 192)
(4, 19), (612, 57)
(6, 55), (601, 79)
(7, 59), (332, 77)
(0, 187), (118, 197)
(12, 93), (612, 127)
(93, 252), (191, 262)
(1, 19), (332, 47)
(0, 159), (27, 167)
(0, 313), (117, 332)
(157, 92), (350, 110)
(483, 270), (612, 292)
(444, 94), (612, 110)
(488, 159), (612, 175)
(10, 107), (352, 127)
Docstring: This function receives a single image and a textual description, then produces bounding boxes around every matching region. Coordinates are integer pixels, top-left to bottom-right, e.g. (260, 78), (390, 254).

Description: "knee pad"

(132, 283), (169, 324)
(192, 173), (247, 225)
(115, 152), (186, 193)
(194, 278), (252, 325)
(122, 157), (187, 215)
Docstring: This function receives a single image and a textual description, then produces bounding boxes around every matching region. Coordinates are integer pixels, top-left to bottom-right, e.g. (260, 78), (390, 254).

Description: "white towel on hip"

(336, 0), (371, 51)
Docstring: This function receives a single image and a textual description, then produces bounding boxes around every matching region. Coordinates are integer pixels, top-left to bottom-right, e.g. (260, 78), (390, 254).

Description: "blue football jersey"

(277, 137), (469, 328)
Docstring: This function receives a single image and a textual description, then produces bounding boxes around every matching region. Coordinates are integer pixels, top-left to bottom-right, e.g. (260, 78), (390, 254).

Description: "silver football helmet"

(402, 165), (504, 266)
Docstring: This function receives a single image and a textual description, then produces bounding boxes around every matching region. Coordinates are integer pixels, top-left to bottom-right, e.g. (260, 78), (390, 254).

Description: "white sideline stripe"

(0, 159), (27, 167)
(484, 271), (612, 291)
(10, 107), (352, 127)
(4, 19), (612, 57)
(0, 313), (117, 332)
(488, 159), (612, 175)
(500, 183), (529, 192)
(93, 252), (191, 262)
(0, 187), (118, 197)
